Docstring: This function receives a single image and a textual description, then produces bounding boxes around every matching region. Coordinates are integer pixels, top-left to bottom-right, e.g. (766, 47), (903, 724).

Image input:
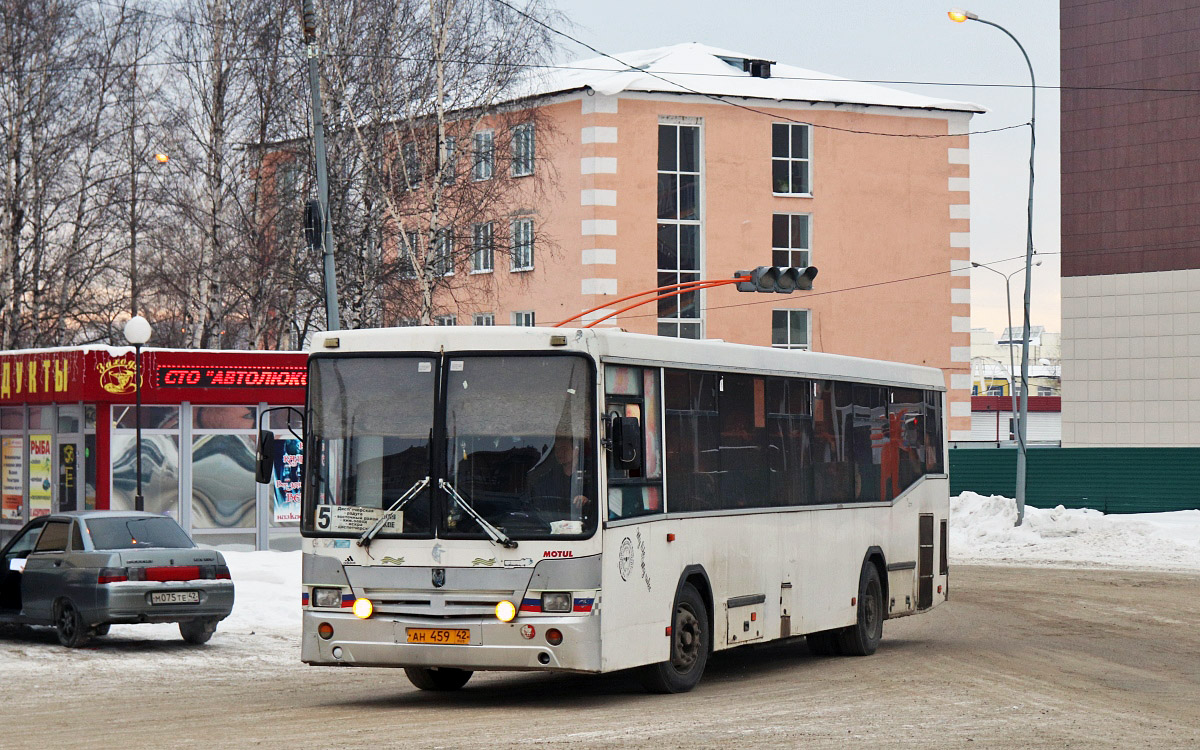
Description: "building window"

(433, 229), (453, 276)
(772, 123), (811, 195)
(473, 313), (495, 326)
(441, 136), (457, 184)
(435, 315), (456, 326)
(471, 222), (494, 273)
(513, 311), (535, 327)
(771, 309), (810, 349)
(511, 218), (534, 271)
(397, 318), (419, 327)
(657, 121), (702, 340)
(400, 231), (419, 279)
(472, 130), (494, 181)
(772, 213), (810, 267)
(402, 142), (421, 189)
(1037, 385), (1053, 396)
(511, 123), (535, 176)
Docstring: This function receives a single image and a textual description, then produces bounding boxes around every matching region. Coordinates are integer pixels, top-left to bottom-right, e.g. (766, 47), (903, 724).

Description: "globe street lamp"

(123, 315), (152, 512)
(949, 8), (1037, 526)
(972, 261), (1041, 446)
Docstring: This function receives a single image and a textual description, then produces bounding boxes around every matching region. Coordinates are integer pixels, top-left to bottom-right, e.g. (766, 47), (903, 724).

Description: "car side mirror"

(255, 430), (275, 484)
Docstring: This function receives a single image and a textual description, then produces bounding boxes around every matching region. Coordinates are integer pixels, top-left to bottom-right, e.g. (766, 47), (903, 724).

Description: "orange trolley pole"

(583, 278), (746, 328)
(555, 276), (750, 328)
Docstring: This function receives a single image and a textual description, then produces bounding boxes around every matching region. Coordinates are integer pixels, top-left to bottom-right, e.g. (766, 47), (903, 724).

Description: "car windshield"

(305, 356), (435, 536)
(443, 356), (596, 540)
(86, 517), (195, 550)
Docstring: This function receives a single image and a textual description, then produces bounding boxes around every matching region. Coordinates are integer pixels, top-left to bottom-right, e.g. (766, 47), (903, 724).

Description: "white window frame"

(400, 231), (419, 280)
(656, 118), (704, 341)
(472, 130), (494, 181)
(771, 308), (811, 350)
(441, 135), (457, 184)
(402, 141), (421, 189)
(434, 315), (457, 326)
(510, 218), (534, 272)
(433, 229), (454, 277)
(771, 122), (812, 197)
(470, 222), (494, 274)
(771, 213), (811, 268)
(512, 310), (535, 327)
(511, 123), (535, 177)
(472, 313), (495, 326)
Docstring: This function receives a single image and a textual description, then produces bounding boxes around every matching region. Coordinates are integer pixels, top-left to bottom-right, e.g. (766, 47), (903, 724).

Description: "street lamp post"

(950, 9), (1037, 526)
(972, 261), (1041, 445)
(123, 315), (152, 512)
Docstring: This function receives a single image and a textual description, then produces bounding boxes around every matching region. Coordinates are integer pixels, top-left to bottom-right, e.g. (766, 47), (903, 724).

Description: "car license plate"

(150, 591), (200, 605)
(406, 628), (470, 645)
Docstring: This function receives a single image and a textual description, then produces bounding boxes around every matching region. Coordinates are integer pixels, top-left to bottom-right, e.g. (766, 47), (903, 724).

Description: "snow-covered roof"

(516, 42), (984, 114)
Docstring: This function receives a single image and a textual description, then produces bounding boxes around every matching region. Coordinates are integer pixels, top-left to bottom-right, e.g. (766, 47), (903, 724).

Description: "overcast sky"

(556, 0), (1061, 336)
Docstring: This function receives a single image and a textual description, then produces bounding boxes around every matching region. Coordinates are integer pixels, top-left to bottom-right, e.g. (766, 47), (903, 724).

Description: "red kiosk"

(0, 347), (306, 549)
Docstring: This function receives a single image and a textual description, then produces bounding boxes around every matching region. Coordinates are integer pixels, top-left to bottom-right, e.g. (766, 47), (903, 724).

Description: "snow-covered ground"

(3, 494), (1198, 665)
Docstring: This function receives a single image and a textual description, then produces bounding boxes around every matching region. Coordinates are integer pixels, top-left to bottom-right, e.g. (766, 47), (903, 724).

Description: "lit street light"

(949, 8), (1038, 527)
(123, 315), (152, 512)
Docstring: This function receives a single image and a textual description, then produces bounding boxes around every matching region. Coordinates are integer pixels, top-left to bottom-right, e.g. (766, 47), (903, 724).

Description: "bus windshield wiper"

(439, 479), (518, 549)
(358, 476), (430, 548)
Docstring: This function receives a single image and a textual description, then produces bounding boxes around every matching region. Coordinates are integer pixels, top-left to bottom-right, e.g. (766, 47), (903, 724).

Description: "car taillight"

(216, 565), (231, 580)
(98, 567), (127, 584)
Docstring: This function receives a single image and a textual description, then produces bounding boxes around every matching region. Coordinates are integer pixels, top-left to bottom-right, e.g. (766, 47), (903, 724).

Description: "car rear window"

(86, 517), (195, 550)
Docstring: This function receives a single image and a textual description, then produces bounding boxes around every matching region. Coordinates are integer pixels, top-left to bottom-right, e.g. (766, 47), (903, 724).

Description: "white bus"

(271, 326), (948, 693)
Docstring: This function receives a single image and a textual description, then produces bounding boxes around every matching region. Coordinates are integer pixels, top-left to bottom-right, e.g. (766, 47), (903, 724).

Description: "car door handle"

(53, 560), (62, 567)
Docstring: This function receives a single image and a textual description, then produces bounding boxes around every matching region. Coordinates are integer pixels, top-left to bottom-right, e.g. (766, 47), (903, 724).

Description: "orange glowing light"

(154, 153), (169, 164)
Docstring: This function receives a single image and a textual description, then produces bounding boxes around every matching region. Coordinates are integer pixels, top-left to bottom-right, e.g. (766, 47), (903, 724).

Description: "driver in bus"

(525, 436), (589, 523)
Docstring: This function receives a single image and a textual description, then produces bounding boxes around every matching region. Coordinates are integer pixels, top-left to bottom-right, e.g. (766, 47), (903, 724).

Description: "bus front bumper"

(300, 610), (602, 673)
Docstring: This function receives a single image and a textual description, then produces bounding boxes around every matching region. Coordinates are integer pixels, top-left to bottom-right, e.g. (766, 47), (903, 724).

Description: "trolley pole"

(302, 0), (340, 331)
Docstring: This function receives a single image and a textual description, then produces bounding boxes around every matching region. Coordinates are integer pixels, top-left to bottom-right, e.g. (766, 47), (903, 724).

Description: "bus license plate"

(150, 591), (200, 605)
(407, 628), (470, 645)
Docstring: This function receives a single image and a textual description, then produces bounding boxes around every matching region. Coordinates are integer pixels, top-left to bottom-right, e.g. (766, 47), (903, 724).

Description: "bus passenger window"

(606, 365), (664, 520)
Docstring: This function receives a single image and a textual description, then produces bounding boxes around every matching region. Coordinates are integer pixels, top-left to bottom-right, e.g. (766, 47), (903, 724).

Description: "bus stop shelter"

(0, 347), (306, 549)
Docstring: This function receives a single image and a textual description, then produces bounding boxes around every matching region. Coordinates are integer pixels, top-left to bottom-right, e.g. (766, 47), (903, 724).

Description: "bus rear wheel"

(404, 667), (473, 691)
(640, 582), (709, 694)
(837, 561), (884, 656)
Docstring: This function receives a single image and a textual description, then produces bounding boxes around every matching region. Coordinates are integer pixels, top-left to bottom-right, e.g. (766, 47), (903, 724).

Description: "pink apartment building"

(345, 43), (982, 441)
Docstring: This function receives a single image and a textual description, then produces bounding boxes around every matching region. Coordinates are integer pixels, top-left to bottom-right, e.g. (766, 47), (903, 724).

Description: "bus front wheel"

(640, 582), (709, 694)
(837, 561), (884, 656)
(404, 667), (473, 691)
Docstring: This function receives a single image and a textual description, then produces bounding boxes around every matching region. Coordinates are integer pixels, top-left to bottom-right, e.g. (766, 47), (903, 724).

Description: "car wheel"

(640, 582), (709, 694)
(404, 667), (473, 691)
(836, 561), (884, 656)
(92, 623), (111, 637)
(55, 600), (90, 648)
(179, 619), (217, 645)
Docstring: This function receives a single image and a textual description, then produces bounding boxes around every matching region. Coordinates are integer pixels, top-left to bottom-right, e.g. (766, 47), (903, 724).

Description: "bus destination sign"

(156, 365), (307, 389)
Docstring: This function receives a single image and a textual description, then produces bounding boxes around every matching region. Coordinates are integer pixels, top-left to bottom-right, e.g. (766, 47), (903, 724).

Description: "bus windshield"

(306, 356), (436, 536)
(443, 355), (596, 540)
(304, 354), (596, 541)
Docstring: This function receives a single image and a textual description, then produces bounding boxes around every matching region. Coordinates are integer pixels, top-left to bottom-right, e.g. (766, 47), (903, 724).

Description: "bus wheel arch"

(678, 565), (714, 652)
(640, 566), (713, 694)
(862, 546), (889, 616)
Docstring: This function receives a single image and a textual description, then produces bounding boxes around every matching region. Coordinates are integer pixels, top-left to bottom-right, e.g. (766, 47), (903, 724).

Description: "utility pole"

(302, 0), (340, 331)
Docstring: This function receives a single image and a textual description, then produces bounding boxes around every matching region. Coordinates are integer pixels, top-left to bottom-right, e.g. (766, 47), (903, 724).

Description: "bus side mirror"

(611, 416), (643, 470)
(255, 430), (275, 484)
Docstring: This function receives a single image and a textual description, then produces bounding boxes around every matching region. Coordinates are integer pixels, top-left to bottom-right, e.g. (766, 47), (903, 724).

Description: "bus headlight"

(541, 592), (572, 613)
(352, 598), (373, 619)
(312, 587), (342, 608)
(495, 600), (517, 622)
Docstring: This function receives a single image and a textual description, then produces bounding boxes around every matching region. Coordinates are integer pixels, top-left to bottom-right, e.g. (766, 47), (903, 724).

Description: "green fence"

(948, 446), (1200, 514)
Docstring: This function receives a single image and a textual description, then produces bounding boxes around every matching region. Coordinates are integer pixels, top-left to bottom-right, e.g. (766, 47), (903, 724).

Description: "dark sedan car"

(0, 511), (235, 647)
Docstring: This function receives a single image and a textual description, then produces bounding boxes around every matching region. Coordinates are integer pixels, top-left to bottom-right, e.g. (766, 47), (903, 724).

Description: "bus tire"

(837, 561), (884, 656)
(404, 667), (473, 691)
(640, 582), (709, 694)
(805, 630), (842, 656)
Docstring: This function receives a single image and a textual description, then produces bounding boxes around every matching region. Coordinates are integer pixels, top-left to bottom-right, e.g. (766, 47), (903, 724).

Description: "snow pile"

(951, 492), (1200, 572)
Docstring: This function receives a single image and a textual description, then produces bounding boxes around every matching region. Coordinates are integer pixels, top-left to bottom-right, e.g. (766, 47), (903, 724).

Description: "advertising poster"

(2, 437), (22, 521)
(271, 437), (303, 523)
(28, 434), (52, 517)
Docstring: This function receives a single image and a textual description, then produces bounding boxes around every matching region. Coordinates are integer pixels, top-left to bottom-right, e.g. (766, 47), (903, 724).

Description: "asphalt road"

(4, 565), (1198, 749)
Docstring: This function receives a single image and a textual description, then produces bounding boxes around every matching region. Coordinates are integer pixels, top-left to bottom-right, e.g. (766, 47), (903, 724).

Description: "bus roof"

(310, 327), (946, 391)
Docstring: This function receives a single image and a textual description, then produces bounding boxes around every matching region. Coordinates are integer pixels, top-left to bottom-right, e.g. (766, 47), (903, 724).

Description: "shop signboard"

(2, 437), (22, 520)
(29, 434), (52, 517)
(271, 437), (303, 523)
